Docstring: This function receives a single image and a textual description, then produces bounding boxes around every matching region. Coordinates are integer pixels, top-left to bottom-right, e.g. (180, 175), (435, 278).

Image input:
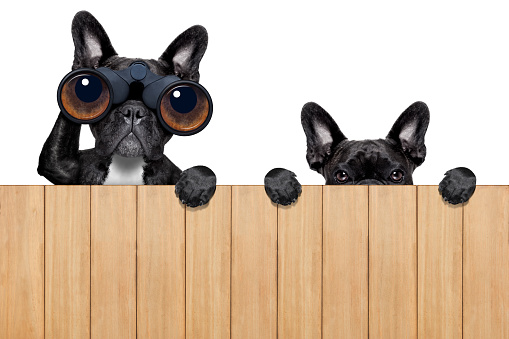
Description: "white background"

(1, 0), (507, 185)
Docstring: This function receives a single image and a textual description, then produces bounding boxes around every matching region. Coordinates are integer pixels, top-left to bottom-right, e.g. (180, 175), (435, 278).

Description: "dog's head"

(302, 101), (429, 185)
(70, 11), (208, 160)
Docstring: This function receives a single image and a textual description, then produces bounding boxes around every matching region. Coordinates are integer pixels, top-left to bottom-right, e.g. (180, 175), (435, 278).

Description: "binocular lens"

(159, 84), (211, 134)
(60, 72), (111, 121)
(58, 65), (212, 135)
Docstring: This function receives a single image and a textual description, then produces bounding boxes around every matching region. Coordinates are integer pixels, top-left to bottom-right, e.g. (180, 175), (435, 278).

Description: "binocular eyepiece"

(57, 61), (213, 136)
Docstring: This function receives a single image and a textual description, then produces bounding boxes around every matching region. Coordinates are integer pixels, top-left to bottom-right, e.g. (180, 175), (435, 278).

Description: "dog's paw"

(264, 168), (302, 206)
(438, 167), (476, 205)
(175, 166), (216, 207)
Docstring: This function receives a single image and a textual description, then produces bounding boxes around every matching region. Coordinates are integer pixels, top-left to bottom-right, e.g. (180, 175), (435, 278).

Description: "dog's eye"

(60, 73), (111, 121)
(335, 171), (349, 183)
(159, 84), (211, 134)
(390, 170), (404, 182)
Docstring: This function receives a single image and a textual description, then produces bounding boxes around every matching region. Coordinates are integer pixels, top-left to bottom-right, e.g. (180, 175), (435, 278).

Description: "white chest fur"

(103, 155), (146, 185)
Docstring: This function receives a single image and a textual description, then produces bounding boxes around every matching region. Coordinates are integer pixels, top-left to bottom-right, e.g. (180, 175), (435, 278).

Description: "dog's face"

(302, 101), (429, 185)
(70, 11), (207, 161)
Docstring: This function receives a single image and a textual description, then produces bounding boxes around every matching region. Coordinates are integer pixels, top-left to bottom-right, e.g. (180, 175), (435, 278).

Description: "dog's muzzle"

(57, 61), (213, 136)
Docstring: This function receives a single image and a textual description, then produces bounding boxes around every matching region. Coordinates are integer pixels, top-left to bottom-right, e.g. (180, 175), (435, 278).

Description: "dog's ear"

(71, 11), (116, 70)
(302, 102), (347, 172)
(159, 26), (208, 81)
(386, 101), (430, 166)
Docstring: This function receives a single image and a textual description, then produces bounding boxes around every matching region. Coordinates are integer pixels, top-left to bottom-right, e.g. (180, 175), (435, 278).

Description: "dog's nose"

(120, 104), (149, 124)
(356, 179), (384, 185)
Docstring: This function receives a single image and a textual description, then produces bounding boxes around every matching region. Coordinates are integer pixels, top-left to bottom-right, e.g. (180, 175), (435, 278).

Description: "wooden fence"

(0, 185), (508, 338)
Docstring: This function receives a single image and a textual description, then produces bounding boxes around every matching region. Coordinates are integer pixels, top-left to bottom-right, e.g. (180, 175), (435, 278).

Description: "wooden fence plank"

(0, 186), (44, 339)
(417, 186), (462, 338)
(186, 186), (231, 338)
(231, 186), (277, 339)
(369, 186), (417, 338)
(463, 186), (509, 338)
(91, 186), (136, 339)
(322, 186), (368, 339)
(278, 186), (322, 339)
(137, 186), (185, 339)
(45, 186), (90, 338)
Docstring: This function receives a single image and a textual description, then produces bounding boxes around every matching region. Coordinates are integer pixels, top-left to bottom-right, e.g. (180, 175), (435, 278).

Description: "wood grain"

(186, 186), (231, 338)
(3, 185), (509, 337)
(417, 186), (462, 338)
(231, 186), (277, 339)
(0, 186), (44, 339)
(322, 186), (368, 339)
(137, 186), (185, 339)
(91, 186), (136, 339)
(45, 186), (91, 338)
(463, 186), (509, 339)
(369, 185), (417, 339)
(278, 186), (322, 339)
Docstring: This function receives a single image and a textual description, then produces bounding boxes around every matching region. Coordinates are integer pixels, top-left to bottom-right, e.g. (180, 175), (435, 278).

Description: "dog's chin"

(114, 133), (145, 158)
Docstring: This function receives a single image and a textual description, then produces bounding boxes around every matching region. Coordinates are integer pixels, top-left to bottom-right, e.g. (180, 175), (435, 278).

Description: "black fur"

(439, 167), (476, 204)
(265, 101), (476, 205)
(38, 11), (216, 207)
(264, 168), (301, 205)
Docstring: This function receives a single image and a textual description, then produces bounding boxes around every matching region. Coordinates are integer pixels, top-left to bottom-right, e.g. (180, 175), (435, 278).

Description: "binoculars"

(57, 61), (213, 136)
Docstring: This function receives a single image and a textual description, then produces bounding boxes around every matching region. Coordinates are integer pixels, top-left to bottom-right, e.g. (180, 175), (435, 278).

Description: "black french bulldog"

(264, 101), (476, 205)
(38, 11), (216, 207)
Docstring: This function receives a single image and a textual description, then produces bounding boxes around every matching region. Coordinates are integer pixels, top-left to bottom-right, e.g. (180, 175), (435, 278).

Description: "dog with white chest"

(38, 11), (216, 207)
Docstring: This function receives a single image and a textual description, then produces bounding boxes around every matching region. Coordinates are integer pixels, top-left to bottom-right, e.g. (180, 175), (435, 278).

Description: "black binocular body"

(57, 61), (213, 136)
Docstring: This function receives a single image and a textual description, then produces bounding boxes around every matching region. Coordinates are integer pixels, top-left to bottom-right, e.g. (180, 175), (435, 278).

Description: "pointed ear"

(71, 11), (116, 70)
(159, 25), (208, 81)
(386, 101), (430, 166)
(301, 102), (347, 172)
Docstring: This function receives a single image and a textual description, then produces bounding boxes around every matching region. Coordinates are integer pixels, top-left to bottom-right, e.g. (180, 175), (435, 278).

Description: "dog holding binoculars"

(264, 101), (476, 205)
(38, 11), (216, 207)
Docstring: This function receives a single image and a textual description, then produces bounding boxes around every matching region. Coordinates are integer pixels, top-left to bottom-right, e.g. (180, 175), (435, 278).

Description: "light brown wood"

(45, 186), (91, 338)
(463, 186), (509, 339)
(278, 186), (322, 339)
(137, 186), (185, 339)
(417, 186), (462, 338)
(5, 185), (509, 337)
(322, 186), (368, 339)
(369, 185), (417, 339)
(91, 186), (136, 339)
(231, 186), (277, 339)
(0, 186), (44, 339)
(186, 186), (231, 338)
